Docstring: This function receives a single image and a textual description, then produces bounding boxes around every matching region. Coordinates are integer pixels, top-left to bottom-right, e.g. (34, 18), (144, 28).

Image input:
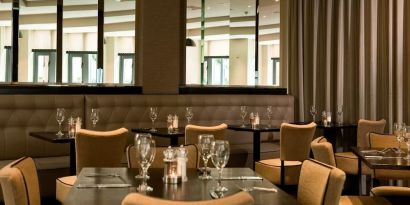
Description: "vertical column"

(11, 0), (19, 82)
(97, 0), (104, 83)
(56, 0), (63, 83)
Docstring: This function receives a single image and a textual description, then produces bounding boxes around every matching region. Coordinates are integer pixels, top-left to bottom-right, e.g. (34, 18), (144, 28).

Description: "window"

(67, 51), (98, 84)
(118, 53), (135, 84)
(33, 49), (56, 83)
(271, 58), (280, 86)
(1, 46), (12, 82)
(204, 56), (229, 85)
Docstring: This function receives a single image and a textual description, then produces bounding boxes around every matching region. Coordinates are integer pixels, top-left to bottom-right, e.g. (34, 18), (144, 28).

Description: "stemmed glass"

(135, 134), (156, 192)
(310, 105), (317, 122)
(336, 105), (343, 125)
(134, 133), (152, 179)
(56, 108), (65, 136)
(211, 140), (230, 194)
(90, 108), (99, 127)
(185, 107), (193, 124)
(394, 123), (405, 153)
(149, 107), (158, 132)
(198, 134), (214, 180)
(240, 106), (248, 127)
(266, 106), (273, 127)
(403, 128), (410, 160)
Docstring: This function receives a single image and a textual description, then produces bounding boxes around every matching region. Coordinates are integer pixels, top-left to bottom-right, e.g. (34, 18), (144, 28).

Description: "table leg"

(358, 158), (362, 196)
(253, 132), (261, 170)
(170, 137), (179, 146)
(69, 141), (76, 175)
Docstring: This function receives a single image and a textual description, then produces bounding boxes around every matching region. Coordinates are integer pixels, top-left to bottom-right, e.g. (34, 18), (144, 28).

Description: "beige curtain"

(282, 0), (410, 131)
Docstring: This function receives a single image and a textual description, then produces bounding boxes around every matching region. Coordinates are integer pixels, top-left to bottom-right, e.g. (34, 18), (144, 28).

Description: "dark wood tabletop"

(30, 131), (74, 143)
(131, 127), (185, 146)
(351, 147), (410, 170)
(64, 167), (300, 205)
(228, 124), (280, 132)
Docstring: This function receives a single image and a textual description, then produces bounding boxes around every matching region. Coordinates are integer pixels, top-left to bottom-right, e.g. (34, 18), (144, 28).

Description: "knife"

(253, 187), (277, 192)
(220, 176), (263, 180)
(76, 184), (132, 188)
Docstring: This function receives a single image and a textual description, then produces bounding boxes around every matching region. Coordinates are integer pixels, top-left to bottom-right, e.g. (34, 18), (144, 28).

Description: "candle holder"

(163, 146), (182, 184)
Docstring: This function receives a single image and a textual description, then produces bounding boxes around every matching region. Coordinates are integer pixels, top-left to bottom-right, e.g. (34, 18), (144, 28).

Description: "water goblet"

(336, 105), (343, 125)
(240, 106), (247, 127)
(266, 106), (273, 127)
(198, 134), (214, 180)
(211, 140), (230, 193)
(134, 133), (152, 179)
(135, 136), (156, 192)
(403, 131), (410, 160)
(90, 108), (99, 127)
(149, 107), (158, 132)
(185, 107), (193, 124)
(394, 123), (405, 153)
(56, 108), (65, 136)
(309, 105), (317, 122)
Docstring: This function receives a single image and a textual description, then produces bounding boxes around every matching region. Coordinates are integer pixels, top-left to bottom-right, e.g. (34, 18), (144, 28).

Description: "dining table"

(132, 127), (185, 146)
(64, 167), (301, 205)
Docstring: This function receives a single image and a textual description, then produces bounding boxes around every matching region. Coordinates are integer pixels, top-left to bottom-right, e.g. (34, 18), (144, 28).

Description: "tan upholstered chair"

(121, 191), (254, 205)
(297, 159), (345, 205)
(311, 137), (371, 175)
(371, 186), (410, 205)
(334, 119), (386, 175)
(56, 128), (129, 203)
(126, 144), (199, 169)
(255, 122), (316, 186)
(0, 157), (41, 205)
(185, 123), (227, 145)
(368, 133), (410, 180)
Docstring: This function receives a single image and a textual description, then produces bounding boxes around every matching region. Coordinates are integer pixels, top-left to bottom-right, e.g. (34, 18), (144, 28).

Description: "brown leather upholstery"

(256, 122), (316, 185)
(121, 191), (254, 205)
(339, 196), (391, 205)
(185, 124), (227, 145)
(56, 128), (129, 203)
(370, 186), (410, 205)
(334, 119), (386, 176)
(0, 157), (41, 205)
(126, 144), (199, 169)
(297, 159), (345, 205)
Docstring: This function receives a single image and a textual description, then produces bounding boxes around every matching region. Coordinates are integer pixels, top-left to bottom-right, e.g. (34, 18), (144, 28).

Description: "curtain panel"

(281, 0), (410, 131)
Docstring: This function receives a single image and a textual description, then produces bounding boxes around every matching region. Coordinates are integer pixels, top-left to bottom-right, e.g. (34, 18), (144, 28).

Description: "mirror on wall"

(0, 0), (137, 85)
(186, 0), (282, 87)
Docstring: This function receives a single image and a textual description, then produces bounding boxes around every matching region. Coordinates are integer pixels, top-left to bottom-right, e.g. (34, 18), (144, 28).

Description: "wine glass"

(266, 106), (273, 127)
(394, 123), (405, 153)
(198, 134), (214, 180)
(403, 128), (410, 160)
(240, 106), (248, 127)
(185, 107), (193, 124)
(336, 105), (343, 125)
(149, 107), (158, 132)
(134, 133), (152, 179)
(309, 105), (317, 122)
(90, 108), (99, 127)
(56, 108), (65, 136)
(211, 140), (230, 193)
(135, 135), (156, 192)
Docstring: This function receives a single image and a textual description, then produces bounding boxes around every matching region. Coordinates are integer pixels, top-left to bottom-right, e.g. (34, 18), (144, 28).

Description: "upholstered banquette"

(0, 94), (294, 199)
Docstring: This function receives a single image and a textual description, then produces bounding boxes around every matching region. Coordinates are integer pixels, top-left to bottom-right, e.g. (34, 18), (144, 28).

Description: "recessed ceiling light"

(207, 6), (211, 10)
(263, 15), (266, 18)
(248, 5), (251, 8)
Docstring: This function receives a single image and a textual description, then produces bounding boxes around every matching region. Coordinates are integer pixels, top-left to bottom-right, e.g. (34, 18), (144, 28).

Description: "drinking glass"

(56, 108), (65, 136)
(135, 135), (156, 192)
(185, 107), (193, 124)
(404, 131), (410, 160)
(149, 107), (158, 131)
(309, 105), (317, 122)
(266, 106), (273, 127)
(198, 134), (214, 180)
(394, 123), (405, 153)
(336, 105), (343, 125)
(134, 133), (152, 179)
(211, 140), (230, 193)
(90, 108), (99, 127)
(240, 106), (248, 127)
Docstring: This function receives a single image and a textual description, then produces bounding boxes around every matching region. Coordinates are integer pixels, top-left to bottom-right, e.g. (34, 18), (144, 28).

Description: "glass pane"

(71, 56), (82, 83)
(123, 58), (133, 84)
(36, 55), (51, 82)
(104, 0), (135, 84)
(258, 0), (280, 86)
(0, 2), (12, 82)
(63, 0), (98, 83)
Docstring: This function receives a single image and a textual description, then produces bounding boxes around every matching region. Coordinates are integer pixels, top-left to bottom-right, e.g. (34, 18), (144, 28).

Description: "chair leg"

(280, 160), (285, 186)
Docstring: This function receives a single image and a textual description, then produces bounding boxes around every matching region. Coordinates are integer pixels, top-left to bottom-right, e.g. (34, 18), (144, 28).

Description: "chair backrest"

(357, 119), (386, 147)
(369, 133), (398, 149)
(310, 137), (336, 167)
(280, 122), (316, 161)
(76, 128), (129, 174)
(126, 144), (199, 169)
(121, 191), (254, 205)
(298, 159), (346, 205)
(185, 123), (227, 145)
(0, 157), (41, 205)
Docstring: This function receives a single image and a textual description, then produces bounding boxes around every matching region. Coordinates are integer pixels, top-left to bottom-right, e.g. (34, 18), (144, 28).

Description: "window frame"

(32, 49), (57, 83)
